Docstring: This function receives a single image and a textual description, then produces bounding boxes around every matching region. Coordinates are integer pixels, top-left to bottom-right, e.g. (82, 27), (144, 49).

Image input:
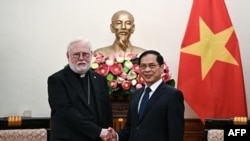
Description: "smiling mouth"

(144, 74), (152, 79)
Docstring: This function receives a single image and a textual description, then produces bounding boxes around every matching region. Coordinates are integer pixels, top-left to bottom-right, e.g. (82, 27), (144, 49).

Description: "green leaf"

(122, 67), (129, 73)
(166, 79), (175, 87)
(106, 73), (114, 81)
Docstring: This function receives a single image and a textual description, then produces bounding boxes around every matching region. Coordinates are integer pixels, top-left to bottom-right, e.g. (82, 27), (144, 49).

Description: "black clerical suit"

(117, 81), (185, 141)
(48, 65), (113, 141)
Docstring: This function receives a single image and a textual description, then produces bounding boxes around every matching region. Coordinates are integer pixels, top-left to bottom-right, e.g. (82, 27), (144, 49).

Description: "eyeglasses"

(139, 63), (159, 70)
(72, 52), (90, 59)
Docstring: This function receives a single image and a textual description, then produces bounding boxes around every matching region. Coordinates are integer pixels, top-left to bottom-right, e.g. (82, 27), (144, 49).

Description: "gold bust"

(94, 10), (145, 58)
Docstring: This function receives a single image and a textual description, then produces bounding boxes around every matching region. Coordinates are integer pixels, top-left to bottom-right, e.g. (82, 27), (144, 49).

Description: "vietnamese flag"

(177, 0), (248, 124)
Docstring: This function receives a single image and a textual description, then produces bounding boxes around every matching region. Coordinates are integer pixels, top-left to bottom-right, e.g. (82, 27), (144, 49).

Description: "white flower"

(106, 59), (114, 66)
(117, 77), (125, 84)
(131, 79), (137, 86)
(91, 62), (99, 69)
(124, 56), (132, 61)
(124, 61), (133, 69)
(116, 57), (124, 63)
(127, 70), (137, 80)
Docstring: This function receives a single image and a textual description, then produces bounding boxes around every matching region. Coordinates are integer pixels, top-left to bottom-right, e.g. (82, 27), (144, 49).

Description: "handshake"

(99, 127), (117, 141)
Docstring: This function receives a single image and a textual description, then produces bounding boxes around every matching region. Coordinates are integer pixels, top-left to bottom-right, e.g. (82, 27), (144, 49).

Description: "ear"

(131, 24), (135, 34)
(110, 24), (115, 33)
(66, 52), (69, 59)
(90, 51), (93, 57)
(160, 64), (164, 73)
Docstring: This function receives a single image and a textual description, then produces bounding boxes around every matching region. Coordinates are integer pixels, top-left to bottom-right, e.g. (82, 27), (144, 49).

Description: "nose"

(78, 54), (84, 60)
(144, 67), (151, 71)
(121, 22), (126, 29)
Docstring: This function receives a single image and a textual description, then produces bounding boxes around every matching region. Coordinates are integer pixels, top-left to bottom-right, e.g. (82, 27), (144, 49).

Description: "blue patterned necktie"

(139, 87), (151, 120)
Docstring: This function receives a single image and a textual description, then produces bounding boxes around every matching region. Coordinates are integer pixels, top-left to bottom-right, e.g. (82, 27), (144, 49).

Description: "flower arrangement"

(91, 53), (175, 96)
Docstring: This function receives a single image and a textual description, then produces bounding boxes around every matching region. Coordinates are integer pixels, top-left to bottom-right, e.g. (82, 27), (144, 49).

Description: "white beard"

(69, 61), (90, 74)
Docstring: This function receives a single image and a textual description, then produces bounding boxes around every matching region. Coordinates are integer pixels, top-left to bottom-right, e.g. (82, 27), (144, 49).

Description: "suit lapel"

(139, 82), (165, 121)
(135, 88), (145, 122)
(64, 66), (90, 108)
(88, 71), (102, 121)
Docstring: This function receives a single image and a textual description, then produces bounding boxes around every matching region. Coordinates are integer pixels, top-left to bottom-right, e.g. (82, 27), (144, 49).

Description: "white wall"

(0, 0), (249, 118)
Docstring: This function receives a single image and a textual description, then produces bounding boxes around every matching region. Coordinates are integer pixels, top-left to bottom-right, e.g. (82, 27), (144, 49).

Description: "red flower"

(137, 73), (145, 84)
(161, 73), (170, 82)
(132, 64), (140, 73)
(110, 80), (118, 89)
(91, 53), (175, 95)
(95, 64), (109, 76)
(110, 63), (122, 75)
(126, 53), (137, 60)
(121, 80), (132, 90)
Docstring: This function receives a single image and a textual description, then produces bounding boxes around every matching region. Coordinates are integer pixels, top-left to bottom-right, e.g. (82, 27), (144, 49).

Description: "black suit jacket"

(118, 82), (185, 141)
(48, 65), (113, 141)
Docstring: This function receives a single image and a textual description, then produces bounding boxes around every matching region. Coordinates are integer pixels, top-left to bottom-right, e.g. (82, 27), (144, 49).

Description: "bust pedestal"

(109, 94), (129, 118)
(109, 94), (129, 130)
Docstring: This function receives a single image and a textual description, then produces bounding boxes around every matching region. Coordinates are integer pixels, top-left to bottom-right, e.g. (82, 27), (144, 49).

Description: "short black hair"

(138, 50), (164, 65)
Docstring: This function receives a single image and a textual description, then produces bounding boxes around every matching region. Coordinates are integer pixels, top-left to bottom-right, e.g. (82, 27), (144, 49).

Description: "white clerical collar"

(80, 74), (86, 78)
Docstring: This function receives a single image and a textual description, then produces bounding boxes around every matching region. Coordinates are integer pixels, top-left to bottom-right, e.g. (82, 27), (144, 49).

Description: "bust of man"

(94, 10), (145, 58)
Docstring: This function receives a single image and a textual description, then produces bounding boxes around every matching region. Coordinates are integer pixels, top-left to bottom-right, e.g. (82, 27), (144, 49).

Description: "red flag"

(177, 0), (248, 124)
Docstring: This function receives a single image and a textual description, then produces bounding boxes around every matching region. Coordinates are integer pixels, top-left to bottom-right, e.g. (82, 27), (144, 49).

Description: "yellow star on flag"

(181, 17), (238, 79)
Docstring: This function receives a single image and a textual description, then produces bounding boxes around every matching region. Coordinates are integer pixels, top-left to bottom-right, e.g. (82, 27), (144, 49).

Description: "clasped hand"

(99, 127), (117, 141)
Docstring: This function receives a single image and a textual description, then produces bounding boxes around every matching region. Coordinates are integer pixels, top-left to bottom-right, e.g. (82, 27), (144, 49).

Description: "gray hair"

(67, 36), (92, 52)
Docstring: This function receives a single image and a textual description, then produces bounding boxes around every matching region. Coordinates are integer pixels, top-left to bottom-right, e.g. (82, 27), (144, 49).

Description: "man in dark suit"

(111, 50), (185, 141)
(48, 37), (113, 141)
